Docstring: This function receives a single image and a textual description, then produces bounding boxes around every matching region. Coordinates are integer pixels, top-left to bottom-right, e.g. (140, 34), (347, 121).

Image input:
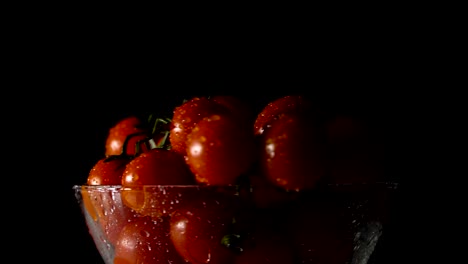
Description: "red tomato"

(169, 96), (254, 156)
(211, 95), (256, 126)
(253, 95), (315, 135)
(105, 116), (149, 156)
(169, 190), (239, 264)
(84, 187), (136, 246)
(114, 216), (186, 264)
(84, 157), (133, 244)
(169, 97), (228, 155)
(122, 148), (195, 186)
(87, 156), (130, 185)
(120, 148), (197, 217)
(185, 113), (257, 185)
(260, 113), (328, 191)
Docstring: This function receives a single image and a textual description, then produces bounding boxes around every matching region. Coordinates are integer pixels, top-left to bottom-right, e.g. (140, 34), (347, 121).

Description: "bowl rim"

(72, 181), (399, 191)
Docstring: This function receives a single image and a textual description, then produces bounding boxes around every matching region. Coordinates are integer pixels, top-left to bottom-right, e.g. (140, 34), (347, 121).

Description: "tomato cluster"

(83, 95), (387, 264)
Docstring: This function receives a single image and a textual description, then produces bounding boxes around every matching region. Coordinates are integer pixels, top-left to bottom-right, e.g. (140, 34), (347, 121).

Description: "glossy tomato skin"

(85, 157), (133, 244)
(253, 95), (315, 135)
(169, 191), (240, 264)
(185, 113), (257, 186)
(260, 113), (328, 191)
(169, 97), (229, 155)
(114, 216), (186, 264)
(87, 156), (131, 185)
(121, 149), (197, 217)
(105, 116), (149, 157)
(169, 96), (255, 156)
(211, 95), (256, 127)
(122, 148), (196, 186)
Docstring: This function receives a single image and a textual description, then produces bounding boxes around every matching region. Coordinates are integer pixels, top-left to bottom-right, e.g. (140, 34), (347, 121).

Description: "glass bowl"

(73, 183), (398, 264)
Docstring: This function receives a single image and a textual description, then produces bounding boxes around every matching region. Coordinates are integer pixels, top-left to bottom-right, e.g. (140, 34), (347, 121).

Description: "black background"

(67, 79), (395, 263)
(4, 30), (403, 262)
(8, 70), (400, 263)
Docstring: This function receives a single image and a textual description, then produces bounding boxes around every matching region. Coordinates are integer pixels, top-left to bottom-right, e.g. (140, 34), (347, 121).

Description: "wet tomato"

(253, 95), (315, 135)
(169, 97), (229, 155)
(105, 116), (149, 157)
(169, 96), (254, 156)
(169, 190), (240, 264)
(121, 148), (196, 217)
(211, 95), (256, 127)
(260, 113), (328, 191)
(87, 156), (130, 186)
(122, 148), (195, 186)
(185, 113), (257, 185)
(82, 187), (136, 246)
(84, 157), (133, 244)
(114, 216), (186, 264)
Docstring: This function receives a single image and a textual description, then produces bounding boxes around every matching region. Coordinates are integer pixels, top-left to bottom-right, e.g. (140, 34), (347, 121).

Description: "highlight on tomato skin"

(114, 216), (186, 264)
(84, 157), (133, 244)
(169, 95), (256, 157)
(169, 97), (229, 156)
(169, 190), (240, 264)
(104, 116), (149, 157)
(185, 113), (257, 186)
(86, 156), (130, 186)
(260, 113), (328, 191)
(120, 148), (197, 216)
(76, 94), (390, 264)
(253, 95), (315, 136)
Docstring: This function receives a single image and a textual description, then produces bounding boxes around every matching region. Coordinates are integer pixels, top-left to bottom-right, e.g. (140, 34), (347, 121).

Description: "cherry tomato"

(253, 95), (315, 135)
(169, 96), (254, 156)
(87, 156), (130, 186)
(84, 157), (133, 244)
(169, 190), (239, 264)
(260, 113), (328, 191)
(211, 95), (256, 127)
(114, 216), (186, 264)
(105, 116), (149, 156)
(169, 97), (228, 155)
(185, 113), (257, 185)
(84, 187), (136, 246)
(122, 148), (195, 186)
(120, 148), (196, 217)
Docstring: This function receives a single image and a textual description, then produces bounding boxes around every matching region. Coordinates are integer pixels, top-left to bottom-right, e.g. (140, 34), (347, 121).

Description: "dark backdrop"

(10, 68), (398, 263)
(69, 88), (392, 264)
